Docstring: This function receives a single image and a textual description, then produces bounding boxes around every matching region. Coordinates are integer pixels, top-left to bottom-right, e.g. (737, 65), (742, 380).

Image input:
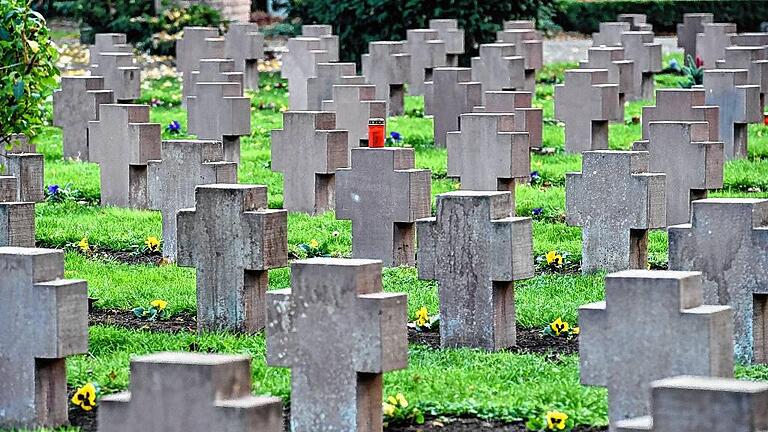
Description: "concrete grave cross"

(306, 62), (363, 110)
(52, 76), (114, 161)
(429, 19), (465, 66)
(579, 46), (634, 119)
(621, 31), (662, 100)
(632, 121), (723, 226)
(187, 81), (251, 164)
(592, 21), (630, 46)
(703, 69), (762, 160)
(301, 24), (339, 61)
(0, 248), (87, 429)
(554, 69), (620, 154)
(282, 37), (332, 110)
(177, 27), (226, 106)
(474, 90), (543, 149)
(224, 22), (264, 90)
(266, 258), (408, 431)
(566, 151), (666, 273)
(719, 46), (768, 108)
(188, 58), (244, 99)
(335, 147), (431, 266)
(271, 111), (349, 213)
(1, 135), (44, 203)
(406, 29), (447, 96)
(618, 14), (653, 32)
(447, 113), (529, 198)
(147, 140), (237, 260)
(426, 67), (482, 147)
(669, 198), (768, 364)
(89, 33), (132, 67)
(579, 270), (733, 428)
(88, 104), (161, 208)
(321, 84), (387, 151)
(0, 177), (34, 247)
(361, 41), (410, 116)
(417, 191), (533, 350)
(733, 33), (768, 47)
(495, 28), (543, 90)
(697, 23), (738, 67)
(641, 88), (720, 141)
(177, 184), (287, 333)
(470, 43), (526, 93)
(91, 52), (141, 102)
(99, 352), (283, 432)
(616, 376), (768, 432)
(503, 20), (537, 31)
(677, 13), (714, 60)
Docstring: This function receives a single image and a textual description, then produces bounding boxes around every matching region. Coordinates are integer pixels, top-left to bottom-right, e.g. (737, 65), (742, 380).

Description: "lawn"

(22, 51), (768, 430)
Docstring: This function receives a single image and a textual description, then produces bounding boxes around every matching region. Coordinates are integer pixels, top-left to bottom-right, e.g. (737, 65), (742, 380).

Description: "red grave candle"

(368, 118), (385, 148)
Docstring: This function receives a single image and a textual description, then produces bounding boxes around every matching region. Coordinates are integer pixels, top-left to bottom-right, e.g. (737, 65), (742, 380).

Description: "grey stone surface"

(177, 27), (225, 106)
(362, 41), (410, 116)
(52, 76), (114, 161)
(1, 135), (44, 204)
(426, 67), (482, 147)
(429, 19), (464, 66)
(622, 32), (662, 100)
(187, 81), (250, 164)
(0, 247), (87, 429)
(632, 121), (723, 226)
(703, 69), (762, 160)
(188, 58), (244, 99)
(616, 376), (768, 432)
(618, 14), (653, 32)
(282, 37), (332, 110)
(91, 51), (140, 102)
(147, 140), (237, 260)
(306, 62), (361, 110)
(99, 352), (283, 432)
(733, 33), (768, 47)
(554, 69), (620, 153)
(474, 91), (543, 149)
(88, 104), (161, 208)
(417, 191), (533, 350)
(470, 43), (526, 93)
(300, 24), (339, 61)
(177, 184), (287, 333)
(495, 28), (543, 90)
(336, 147), (431, 266)
(579, 46), (634, 120)
(321, 84), (387, 151)
(669, 198), (768, 363)
(271, 111), (349, 213)
(580, 270), (734, 428)
(592, 22), (631, 47)
(718, 46), (768, 108)
(697, 23), (738, 68)
(89, 33), (131, 66)
(266, 258), (407, 431)
(677, 13), (714, 60)
(406, 29), (446, 96)
(447, 113), (529, 198)
(224, 22), (264, 90)
(641, 89), (719, 141)
(0, 178), (34, 247)
(566, 151), (666, 273)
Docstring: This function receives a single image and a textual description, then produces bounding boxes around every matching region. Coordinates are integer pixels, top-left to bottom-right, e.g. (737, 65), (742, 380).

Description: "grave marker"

(177, 27), (225, 102)
(177, 184), (287, 333)
(1, 135), (44, 203)
(641, 88), (719, 141)
(306, 62), (362, 110)
(579, 46), (634, 119)
(91, 52), (141, 102)
(406, 29), (446, 96)
(224, 22), (264, 90)
(188, 58), (244, 99)
(703, 69), (761, 159)
(187, 81), (250, 164)
(89, 33), (132, 66)
(677, 13), (714, 60)
(474, 91), (543, 149)
(0, 178), (34, 247)
(470, 43), (526, 92)
(718, 46), (768, 108)
(282, 37), (332, 110)
(429, 19), (464, 66)
(362, 41), (410, 116)
(300, 24), (339, 61)
(621, 31), (662, 100)
(52, 76), (114, 160)
(495, 27), (543, 90)
(697, 23), (738, 67)
(426, 67), (482, 147)
(321, 84), (387, 151)
(618, 14), (652, 32)
(592, 21), (630, 46)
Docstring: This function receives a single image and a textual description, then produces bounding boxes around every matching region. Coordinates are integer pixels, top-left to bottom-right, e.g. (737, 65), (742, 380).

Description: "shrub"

(1, 0), (59, 144)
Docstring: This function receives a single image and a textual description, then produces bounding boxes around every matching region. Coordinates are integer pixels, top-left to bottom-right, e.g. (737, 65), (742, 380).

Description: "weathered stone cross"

(617, 14), (652, 32)
(641, 88), (720, 141)
(495, 26), (543, 89)
(474, 90), (543, 149)
(91, 51), (141, 102)
(282, 37), (333, 110)
(719, 46), (768, 108)
(592, 21), (630, 46)
(321, 84), (387, 151)
(306, 62), (362, 110)
(1, 135), (44, 203)
(697, 22), (737, 67)
(426, 67), (482, 147)
(187, 81), (251, 164)
(187, 58), (244, 99)
(406, 29), (446, 96)
(579, 46), (634, 119)
(362, 41), (410, 116)
(621, 31), (662, 100)
(176, 27), (225, 106)
(223, 22), (264, 90)
(703, 69), (761, 159)
(0, 178), (34, 247)
(429, 19), (464, 66)
(52, 76), (114, 160)
(470, 43), (526, 92)
(677, 13), (714, 59)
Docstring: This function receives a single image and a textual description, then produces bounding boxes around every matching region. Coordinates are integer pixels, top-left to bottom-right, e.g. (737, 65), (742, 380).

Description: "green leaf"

(12, 79), (24, 99)
(132, 307), (145, 318)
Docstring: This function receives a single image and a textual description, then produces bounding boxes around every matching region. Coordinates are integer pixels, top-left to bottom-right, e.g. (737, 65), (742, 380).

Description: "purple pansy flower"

(167, 120), (181, 133)
(390, 131), (402, 141)
(47, 184), (59, 195)
(532, 207), (543, 216)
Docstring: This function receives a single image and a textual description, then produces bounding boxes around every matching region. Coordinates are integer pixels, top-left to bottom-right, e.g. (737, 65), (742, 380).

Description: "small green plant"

(296, 238), (332, 258)
(536, 250), (575, 272)
(526, 410), (574, 431)
(45, 183), (84, 203)
(382, 393), (424, 427)
(680, 55), (704, 89)
(133, 299), (169, 321)
(408, 306), (440, 332)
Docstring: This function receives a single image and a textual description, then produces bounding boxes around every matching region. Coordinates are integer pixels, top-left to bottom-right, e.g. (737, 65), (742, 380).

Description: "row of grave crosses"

(3, 246), (768, 432)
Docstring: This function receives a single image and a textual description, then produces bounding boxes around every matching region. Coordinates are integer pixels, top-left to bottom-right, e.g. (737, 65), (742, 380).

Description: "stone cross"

(470, 43), (526, 92)
(306, 62), (363, 110)
(632, 121), (723, 226)
(566, 151), (666, 273)
(669, 198), (768, 364)
(0, 178), (34, 247)
(429, 19), (464, 66)
(733, 33), (768, 47)
(224, 22), (264, 90)
(300, 24), (339, 61)
(616, 376), (768, 432)
(417, 191), (533, 350)
(579, 46), (634, 119)
(1, 136), (44, 203)
(406, 29), (446, 96)
(474, 90), (543, 149)
(177, 27), (225, 106)
(52, 76), (114, 160)
(91, 52), (141, 102)
(147, 140), (237, 260)
(361, 41), (410, 116)
(703, 69), (761, 160)
(188, 58), (244, 99)
(719, 46), (768, 108)
(677, 13), (714, 60)
(641, 88), (720, 141)
(592, 21), (630, 46)
(447, 113), (529, 198)
(282, 37), (332, 110)
(177, 184), (288, 333)
(621, 31), (662, 100)
(89, 33), (132, 66)
(426, 67), (482, 147)
(88, 104), (161, 208)
(187, 81), (251, 164)
(321, 84), (387, 151)
(697, 23), (738, 67)
(99, 352), (283, 432)
(618, 14), (652, 32)
(266, 258), (407, 431)
(0, 247), (87, 429)
(554, 69), (620, 154)
(335, 147), (431, 266)
(495, 28), (543, 90)
(271, 111), (349, 213)
(580, 270), (733, 428)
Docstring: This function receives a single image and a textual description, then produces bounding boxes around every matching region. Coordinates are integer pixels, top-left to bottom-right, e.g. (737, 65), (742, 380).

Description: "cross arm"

(415, 217), (438, 280)
(355, 292), (408, 373)
(214, 395), (283, 431)
(265, 288), (295, 368)
(243, 209), (288, 270)
(521, 40), (543, 70)
(564, 172), (586, 226)
(176, 208), (197, 267)
(36, 278), (88, 358)
(397, 169), (432, 223)
(516, 107), (542, 148)
(630, 173), (666, 229)
(738, 84), (763, 123)
(579, 301), (607, 387)
(681, 305), (734, 377)
(491, 217), (533, 281)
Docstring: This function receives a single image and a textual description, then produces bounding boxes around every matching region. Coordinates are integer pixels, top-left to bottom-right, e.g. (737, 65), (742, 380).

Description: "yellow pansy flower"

(570, 326), (580, 335)
(382, 402), (396, 416)
(309, 239), (320, 249)
(546, 411), (568, 430)
(78, 237), (90, 253)
(71, 383), (97, 411)
(145, 236), (161, 252)
(550, 318), (569, 336)
(150, 299), (168, 311)
(395, 393), (408, 408)
(415, 306), (429, 327)
(545, 250), (563, 266)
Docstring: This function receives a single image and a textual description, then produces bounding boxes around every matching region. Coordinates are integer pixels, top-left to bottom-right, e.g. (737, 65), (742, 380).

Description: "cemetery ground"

(25, 47), (768, 431)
